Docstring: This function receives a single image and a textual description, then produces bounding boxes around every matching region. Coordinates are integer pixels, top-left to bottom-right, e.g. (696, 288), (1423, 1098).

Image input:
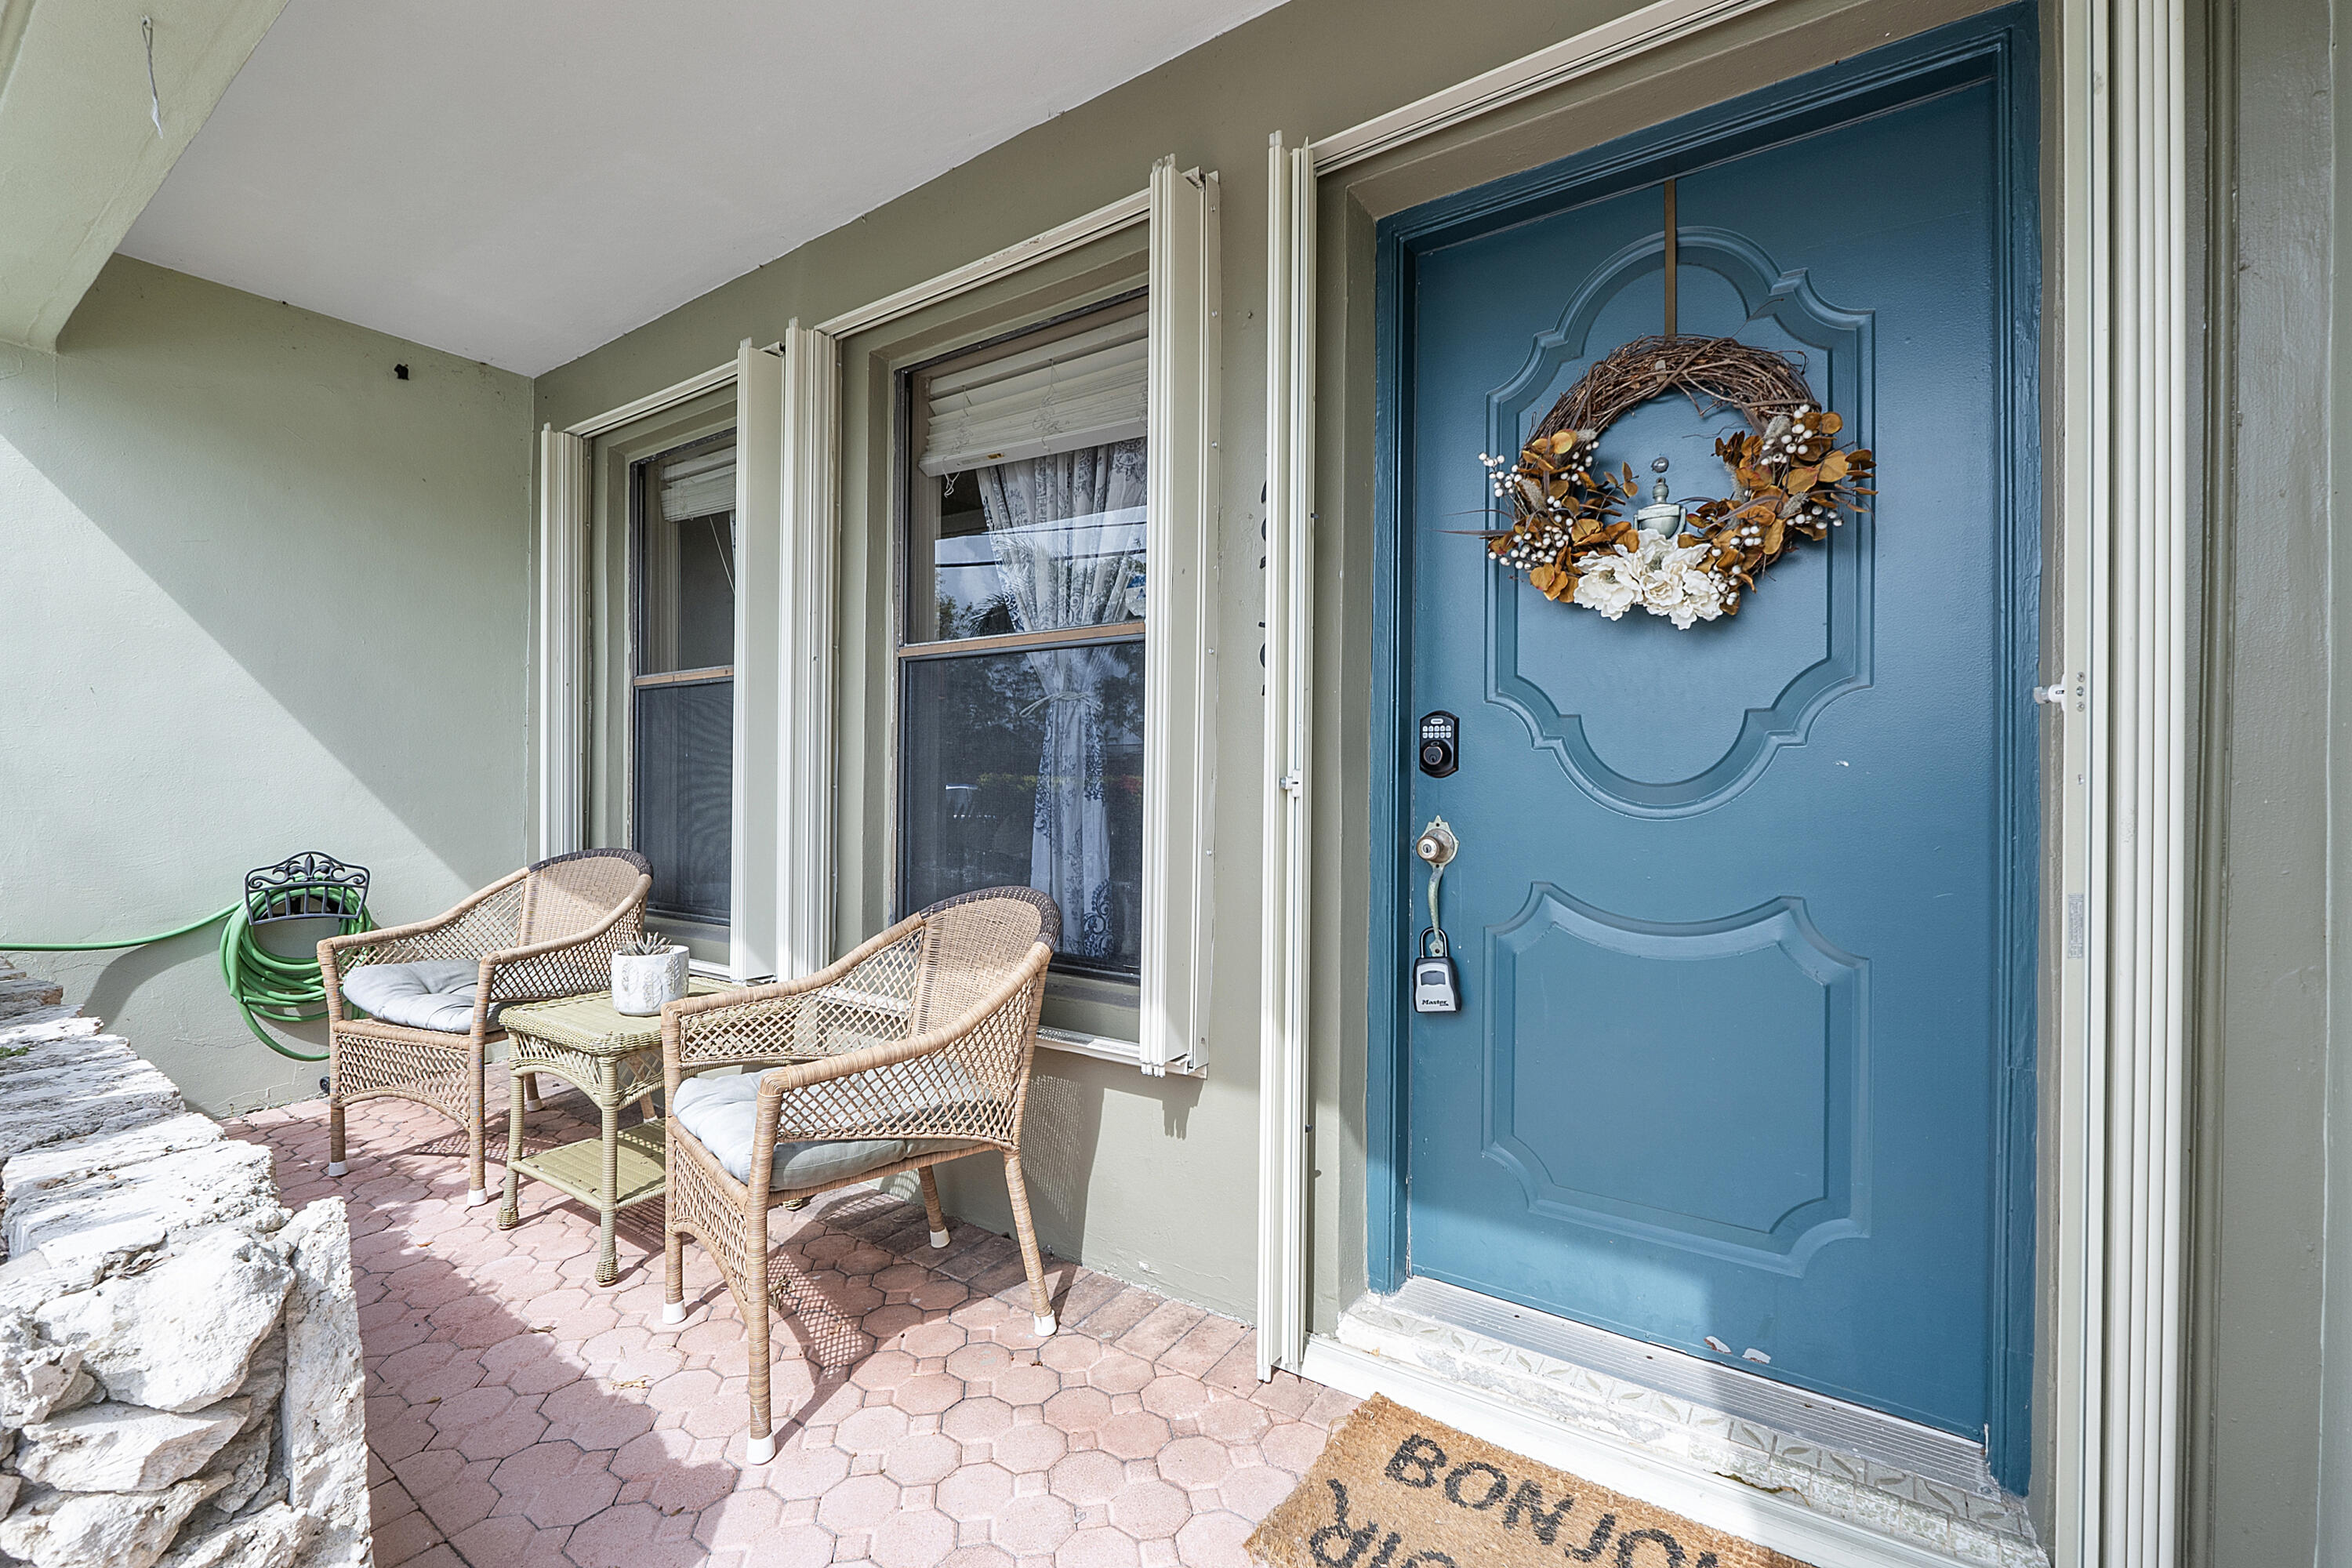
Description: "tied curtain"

(975, 437), (1147, 960)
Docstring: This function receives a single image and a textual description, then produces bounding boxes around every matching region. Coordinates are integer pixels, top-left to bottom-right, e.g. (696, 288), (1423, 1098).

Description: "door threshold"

(1325, 1285), (2045, 1568)
(1391, 1276), (1992, 1490)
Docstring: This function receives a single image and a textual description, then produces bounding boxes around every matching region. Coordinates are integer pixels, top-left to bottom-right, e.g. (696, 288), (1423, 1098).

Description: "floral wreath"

(1480, 335), (1875, 629)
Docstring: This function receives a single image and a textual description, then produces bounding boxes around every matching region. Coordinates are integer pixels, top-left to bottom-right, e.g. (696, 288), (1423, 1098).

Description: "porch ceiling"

(113, 0), (1280, 377)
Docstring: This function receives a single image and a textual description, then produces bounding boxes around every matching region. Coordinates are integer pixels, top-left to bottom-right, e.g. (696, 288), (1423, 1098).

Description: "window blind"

(659, 442), (735, 521)
(920, 313), (1148, 476)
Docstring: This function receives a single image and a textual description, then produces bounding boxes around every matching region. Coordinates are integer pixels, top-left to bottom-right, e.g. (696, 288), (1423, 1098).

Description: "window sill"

(1036, 1025), (1206, 1078)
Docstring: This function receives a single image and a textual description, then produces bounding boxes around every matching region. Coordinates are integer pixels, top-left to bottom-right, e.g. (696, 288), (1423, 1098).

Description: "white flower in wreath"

(1570, 531), (1730, 630)
(1571, 552), (1643, 619)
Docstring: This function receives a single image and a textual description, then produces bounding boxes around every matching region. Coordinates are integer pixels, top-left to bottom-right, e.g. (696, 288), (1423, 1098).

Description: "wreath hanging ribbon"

(1480, 335), (1875, 629)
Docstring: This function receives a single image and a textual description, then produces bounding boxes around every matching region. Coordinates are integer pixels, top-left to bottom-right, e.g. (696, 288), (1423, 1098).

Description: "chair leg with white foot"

(918, 1167), (952, 1250)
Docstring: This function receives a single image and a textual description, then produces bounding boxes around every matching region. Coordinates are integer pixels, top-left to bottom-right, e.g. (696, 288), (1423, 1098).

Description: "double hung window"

(900, 302), (1149, 978)
(632, 432), (735, 931)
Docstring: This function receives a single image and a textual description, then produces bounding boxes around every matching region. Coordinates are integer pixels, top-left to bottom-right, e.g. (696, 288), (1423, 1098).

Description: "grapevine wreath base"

(1480, 334), (1875, 629)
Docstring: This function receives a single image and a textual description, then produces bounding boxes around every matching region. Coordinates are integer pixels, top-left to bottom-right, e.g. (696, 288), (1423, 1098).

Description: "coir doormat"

(1247, 1396), (1814, 1568)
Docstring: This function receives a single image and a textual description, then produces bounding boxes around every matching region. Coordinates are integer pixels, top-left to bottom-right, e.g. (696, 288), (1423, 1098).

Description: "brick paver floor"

(225, 1080), (1352, 1568)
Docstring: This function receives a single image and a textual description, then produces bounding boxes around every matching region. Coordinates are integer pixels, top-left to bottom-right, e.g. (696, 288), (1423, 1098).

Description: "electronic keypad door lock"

(1417, 710), (1458, 777)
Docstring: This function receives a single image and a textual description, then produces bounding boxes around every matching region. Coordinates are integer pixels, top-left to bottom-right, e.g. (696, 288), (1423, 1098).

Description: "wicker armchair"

(659, 887), (1059, 1463)
(318, 848), (652, 1205)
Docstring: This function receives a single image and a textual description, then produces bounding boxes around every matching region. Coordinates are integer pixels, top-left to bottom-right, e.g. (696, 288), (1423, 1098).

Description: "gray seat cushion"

(670, 1071), (973, 1189)
(341, 959), (481, 1033)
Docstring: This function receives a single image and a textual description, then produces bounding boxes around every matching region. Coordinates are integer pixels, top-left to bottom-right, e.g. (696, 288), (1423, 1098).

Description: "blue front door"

(1381, 12), (2039, 1482)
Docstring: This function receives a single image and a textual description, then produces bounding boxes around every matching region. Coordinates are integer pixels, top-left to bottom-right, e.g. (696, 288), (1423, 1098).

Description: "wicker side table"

(498, 978), (734, 1285)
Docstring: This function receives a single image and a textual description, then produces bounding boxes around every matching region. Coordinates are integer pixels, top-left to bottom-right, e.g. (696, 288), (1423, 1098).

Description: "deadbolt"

(1417, 710), (1458, 777)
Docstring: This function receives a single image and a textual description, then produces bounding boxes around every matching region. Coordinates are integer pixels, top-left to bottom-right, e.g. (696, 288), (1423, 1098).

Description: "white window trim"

(847, 165), (1219, 1076)
(731, 339), (785, 982)
(1139, 158), (1221, 1076)
(541, 170), (1220, 1073)
(1258, 8), (2190, 1568)
(535, 426), (588, 860)
(775, 322), (840, 980)
(1257, 132), (1315, 1382)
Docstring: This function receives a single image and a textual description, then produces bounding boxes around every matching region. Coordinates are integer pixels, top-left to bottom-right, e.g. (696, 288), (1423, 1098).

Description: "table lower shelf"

(510, 1119), (668, 1210)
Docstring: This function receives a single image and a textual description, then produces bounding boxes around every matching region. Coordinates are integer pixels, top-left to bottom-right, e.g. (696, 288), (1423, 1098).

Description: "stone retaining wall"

(0, 959), (371, 1568)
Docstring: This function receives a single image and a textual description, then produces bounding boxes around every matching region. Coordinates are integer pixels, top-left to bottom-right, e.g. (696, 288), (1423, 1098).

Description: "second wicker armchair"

(318, 848), (653, 1205)
(659, 887), (1060, 1464)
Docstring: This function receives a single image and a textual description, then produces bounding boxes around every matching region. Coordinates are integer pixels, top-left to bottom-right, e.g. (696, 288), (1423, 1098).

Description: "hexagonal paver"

(942, 1394), (1017, 1443)
(1140, 1377), (1210, 1422)
(1157, 1436), (1232, 1492)
(1174, 1510), (1257, 1567)
(886, 1431), (965, 1486)
(1041, 1387), (1113, 1435)
(1109, 1479), (1192, 1541)
(816, 1472), (902, 1532)
(870, 1506), (960, 1568)
(837, 1403), (913, 1454)
(1057, 1527), (1142, 1568)
(937, 1460), (1018, 1517)
(1046, 1449), (1127, 1505)
(991, 1418), (1071, 1475)
(993, 1493), (1078, 1555)
(1097, 1410), (1173, 1462)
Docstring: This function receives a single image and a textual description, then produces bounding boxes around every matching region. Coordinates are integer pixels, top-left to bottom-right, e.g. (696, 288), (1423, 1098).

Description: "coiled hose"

(2, 893), (372, 1061)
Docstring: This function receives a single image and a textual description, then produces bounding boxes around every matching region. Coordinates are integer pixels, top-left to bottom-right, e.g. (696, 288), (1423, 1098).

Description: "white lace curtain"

(975, 437), (1147, 960)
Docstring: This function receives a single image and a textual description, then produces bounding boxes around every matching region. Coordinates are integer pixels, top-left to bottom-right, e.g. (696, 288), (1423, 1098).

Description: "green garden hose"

(2, 893), (372, 1062)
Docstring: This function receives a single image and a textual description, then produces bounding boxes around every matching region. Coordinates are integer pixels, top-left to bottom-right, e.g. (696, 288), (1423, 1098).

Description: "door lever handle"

(1415, 818), (1457, 942)
(1414, 818), (1461, 1013)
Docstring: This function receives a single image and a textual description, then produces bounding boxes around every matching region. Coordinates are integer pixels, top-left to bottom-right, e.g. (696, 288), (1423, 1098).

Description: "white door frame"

(1255, 2), (2190, 1564)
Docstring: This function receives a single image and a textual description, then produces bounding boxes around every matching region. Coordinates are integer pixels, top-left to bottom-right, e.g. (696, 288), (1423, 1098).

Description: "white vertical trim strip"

(2053, 0), (2103, 1560)
(778, 324), (840, 978)
(732, 339), (785, 982)
(2058, 2), (2190, 1563)
(535, 426), (589, 860)
(1306, 0), (1777, 172)
(1257, 132), (1315, 1380)
(1141, 157), (1223, 1076)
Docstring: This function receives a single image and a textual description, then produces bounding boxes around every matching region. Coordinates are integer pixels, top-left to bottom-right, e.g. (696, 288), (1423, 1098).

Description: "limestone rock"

(0, 1011), (99, 1048)
(199, 1406), (274, 1517)
(0, 1475), (225, 1568)
(0, 965), (64, 1021)
(155, 1500), (308, 1568)
(0, 1470), (19, 1522)
(0, 1308), (84, 1426)
(277, 1200), (366, 1568)
(2, 1112), (224, 1203)
(14, 1398), (248, 1492)
(3, 1138), (285, 1259)
(0, 1032), (183, 1162)
(37, 1228), (292, 1412)
(234, 1328), (287, 1417)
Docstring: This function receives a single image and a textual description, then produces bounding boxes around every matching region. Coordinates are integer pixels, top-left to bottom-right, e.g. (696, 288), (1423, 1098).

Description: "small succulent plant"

(620, 931), (673, 957)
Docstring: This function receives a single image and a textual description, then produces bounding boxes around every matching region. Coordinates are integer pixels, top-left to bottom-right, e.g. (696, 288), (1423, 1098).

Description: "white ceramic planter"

(611, 946), (689, 1015)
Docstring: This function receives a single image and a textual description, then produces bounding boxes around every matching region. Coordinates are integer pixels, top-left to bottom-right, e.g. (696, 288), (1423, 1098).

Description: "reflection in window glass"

(902, 303), (1149, 978)
(920, 441), (1149, 641)
(902, 644), (1144, 975)
(634, 434), (735, 926)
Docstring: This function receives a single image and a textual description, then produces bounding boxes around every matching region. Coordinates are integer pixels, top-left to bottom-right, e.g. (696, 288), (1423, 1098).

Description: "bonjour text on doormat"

(1247, 1396), (1814, 1568)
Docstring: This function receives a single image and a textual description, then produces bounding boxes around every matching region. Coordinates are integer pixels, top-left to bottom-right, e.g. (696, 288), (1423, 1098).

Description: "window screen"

(633, 433), (735, 927)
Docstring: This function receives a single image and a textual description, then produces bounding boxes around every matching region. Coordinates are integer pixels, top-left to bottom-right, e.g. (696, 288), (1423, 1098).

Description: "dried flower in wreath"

(1479, 334), (1875, 627)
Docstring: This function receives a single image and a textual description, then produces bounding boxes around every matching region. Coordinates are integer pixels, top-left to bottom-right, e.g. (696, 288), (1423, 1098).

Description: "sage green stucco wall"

(0, 256), (533, 1116)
